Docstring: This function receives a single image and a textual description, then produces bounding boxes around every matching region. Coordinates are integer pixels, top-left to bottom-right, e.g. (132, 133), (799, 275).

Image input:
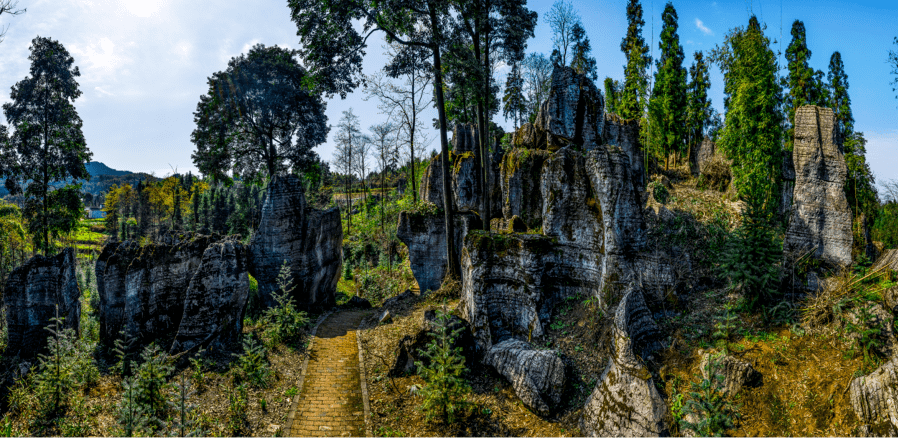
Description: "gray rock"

(784, 105), (853, 269)
(379, 310), (392, 324)
(512, 123), (547, 149)
(849, 356), (898, 436)
(535, 65), (604, 151)
(872, 249), (898, 273)
(603, 113), (644, 188)
(171, 237), (250, 354)
(500, 148), (550, 229)
(541, 147), (603, 250)
(4, 248), (80, 359)
(419, 154), (445, 209)
(396, 211), (482, 294)
(699, 352), (761, 396)
(451, 151), (480, 213)
(249, 173), (341, 310)
(884, 286), (898, 315)
(843, 303), (897, 357)
(690, 136), (717, 176)
(452, 123), (479, 154)
(484, 338), (566, 416)
(780, 150), (796, 217)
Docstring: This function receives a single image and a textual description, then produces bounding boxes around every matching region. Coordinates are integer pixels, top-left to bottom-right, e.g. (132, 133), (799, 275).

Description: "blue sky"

(0, 0), (895, 185)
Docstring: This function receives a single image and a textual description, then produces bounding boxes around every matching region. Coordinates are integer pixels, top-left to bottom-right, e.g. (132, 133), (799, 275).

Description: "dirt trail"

(289, 310), (369, 437)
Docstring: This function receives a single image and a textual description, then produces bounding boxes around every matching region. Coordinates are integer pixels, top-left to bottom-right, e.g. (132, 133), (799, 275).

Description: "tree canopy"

(647, 2), (687, 169)
(686, 51), (712, 149)
(190, 44), (328, 185)
(619, 0), (651, 121)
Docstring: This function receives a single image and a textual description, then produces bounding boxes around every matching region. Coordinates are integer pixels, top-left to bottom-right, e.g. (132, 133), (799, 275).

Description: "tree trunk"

(480, 19), (493, 232)
(429, 1), (459, 281)
(410, 77), (418, 204)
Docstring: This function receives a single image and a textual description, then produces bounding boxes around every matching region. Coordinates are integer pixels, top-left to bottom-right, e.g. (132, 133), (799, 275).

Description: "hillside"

(85, 161), (133, 177)
(0, 161), (157, 197)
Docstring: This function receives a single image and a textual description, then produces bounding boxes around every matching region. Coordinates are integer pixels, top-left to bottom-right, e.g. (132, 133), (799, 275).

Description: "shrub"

(226, 381), (249, 435)
(261, 261), (309, 348)
(680, 354), (739, 436)
(167, 374), (205, 437)
(189, 349), (208, 391)
(649, 180), (669, 204)
(133, 343), (174, 430)
(116, 375), (149, 437)
(233, 335), (273, 388)
(720, 196), (781, 308)
(415, 308), (471, 423)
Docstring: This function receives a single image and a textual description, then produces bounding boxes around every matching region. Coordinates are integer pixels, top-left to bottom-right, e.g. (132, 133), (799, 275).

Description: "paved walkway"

(290, 310), (369, 437)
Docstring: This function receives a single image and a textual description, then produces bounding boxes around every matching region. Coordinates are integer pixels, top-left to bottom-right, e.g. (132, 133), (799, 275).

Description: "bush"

(680, 354), (739, 436)
(873, 202), (898, 249)
(167, 374), (205, 437)
(649, 180), (669, 204)
(700, 154), (732, 191)
(116, 376), (150, 437)
(415, 308), (471, 423)
(233, 336), (273, 389)
(260, 261), (309, 348)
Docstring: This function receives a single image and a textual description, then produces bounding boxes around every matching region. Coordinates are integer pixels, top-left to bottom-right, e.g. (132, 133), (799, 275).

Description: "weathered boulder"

(843, 303), (897, 357)
(849, 357), (898, 436)
(698, 352), (762, 396)
(784, 105), (853, 268)
(397, 211), (482, 294)
(581, 288), (670, 437)
(4, 248), (80, 359)
(500, 148), (550, 229)
(249, 173), (341, 310)
(535, 65), (604, 151)
(604, 113), (644, 187)
(690, 136), (717, 176)
(171, 237), (250, 354)
(483, 338), (566, 416)
(872, 249), (898, 273)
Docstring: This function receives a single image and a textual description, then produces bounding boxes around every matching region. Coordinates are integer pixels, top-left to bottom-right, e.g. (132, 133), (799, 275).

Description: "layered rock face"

(96, 233), (251, 353)
(397, 211), (482, 293)
(603, 113), (644, 188)
(4, 248), (80, 359)
(581, 288), (670, 437)
(690, 136), (718, 176)
(849, 357), (898, 435)
(535, 65), (604, 151)
(500, 148), (550, 229)
(249, 173), (341, 310)
(784, 105), (853, 268)
(484, 339), (565, 416)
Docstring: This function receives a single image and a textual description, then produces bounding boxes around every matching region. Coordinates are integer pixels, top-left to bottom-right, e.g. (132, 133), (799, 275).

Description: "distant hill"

(86, 161), (133, 177)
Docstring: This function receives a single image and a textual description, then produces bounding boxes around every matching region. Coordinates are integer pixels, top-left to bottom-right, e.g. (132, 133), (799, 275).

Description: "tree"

(686, 51), (712, 151)
(333, 109), (364, 236)
(890, 37), (898, 103)
(521, 53), (552, 121)
(711, 16), (783, 212)
(828, 51), (853, 146)
(364, 43), (433, 204)
(191, 44), (328, 185)
(783, 20), (819, 150)
(370, 122), (398, 232)
(619, 0), (651, 121)
(546, 0), (578, 66)
(502, 61), (527, 129)
(604, 77), (623, 115)
(570, 23), (597, 81)
(0, 0), (25, 43)
(1, 36), (92, 254)
(289, 0), (463, 279)
(647, 2), (687, 170)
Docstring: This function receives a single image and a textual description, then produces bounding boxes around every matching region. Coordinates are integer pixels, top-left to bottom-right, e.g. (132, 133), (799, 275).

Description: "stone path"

(289, 310), (369, 437)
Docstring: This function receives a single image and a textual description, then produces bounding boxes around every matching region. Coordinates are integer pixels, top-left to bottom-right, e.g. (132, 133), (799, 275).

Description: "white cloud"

(70, 37), (130, 82)
(866, 130), (898, 183)
(695, 18), (713, 36)
(240, 38), (262, 56)
(95, 86), (114, 96)
(120, 0), (168, 18)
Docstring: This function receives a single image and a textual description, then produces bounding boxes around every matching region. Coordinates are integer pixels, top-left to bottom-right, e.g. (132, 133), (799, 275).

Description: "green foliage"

(680, 355), (739, 436)
(261, 261), (309, 348)
(604, 77), (622, 115)
(649, 180), (669, 204)
(720, 193), (782, 308)
(415, 309), (471, 423)
(116, 376), (150, 437)
(503, 61), (527, 129)
(233, 336), (273, 389)
(133, 343), (174, 430)
(686, 51), (712, 148)
(647, 2), (688, 168)
(873, 202), (898, 249)
(844, 303), (884, 367)
(843, 132), (879, 221)
(168, 374), (205, 437)
(189, 349), (208, 391)
(712, 304), (738, 353)
(619, 0), (652, 121)
(711, 16), (783, 212)
(782, 20), (827, 150)
(225, 382), (249, 436)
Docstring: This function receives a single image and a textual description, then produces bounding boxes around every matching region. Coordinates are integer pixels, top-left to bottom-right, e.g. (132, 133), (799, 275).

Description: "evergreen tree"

(890, 37), (898, 103)
(502, 61), (527, 129)
(619, 0), (651, 121)
(711, 16), (783, 211)
(570, 23), (597, 81)
(783, 20), (816, 150)
(827, 51), (853, 145)
(604, 77), (622, 115)
(647, 2), (688, 169)
(686, 51), (712, 150)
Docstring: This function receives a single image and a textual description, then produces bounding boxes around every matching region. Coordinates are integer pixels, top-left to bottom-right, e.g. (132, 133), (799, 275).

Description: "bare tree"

(370, 122), (398, 233)
(881, 179), (898, 204)
(352, 133), (373, 213)
(522, 53), (553, 120)
(364, 44), (433, 204)
(333, 108), (364, 235)
(0, 0), (25, 44)
(546, 0), (579, 66)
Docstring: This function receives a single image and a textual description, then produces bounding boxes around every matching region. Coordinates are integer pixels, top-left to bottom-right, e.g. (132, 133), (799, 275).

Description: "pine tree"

(828, 52), (853, 144)
(647, 2), (688, 169)
(570, 23), (597, 81)
(502, 61), (527, 129)
(783, 20), (816, 150)
(603, 77), (622, 115)
(619, 0), (651, 121)
(686, 51), (711, 149)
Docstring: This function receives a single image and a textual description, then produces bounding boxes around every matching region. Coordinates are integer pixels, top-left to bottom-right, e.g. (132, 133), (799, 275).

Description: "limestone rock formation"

(872, 249), (898, 273)
(535, 65), (604, 151)
(249, 173), (341, 310)
(512, 123), (546, 149)
(849, 357), (898, 435)
(483, 338), (565, 416)
(541, 147), (603, 250)
(389, 310), (476, 377)
(451, 152), (480, 213)
(690, 136), (717, 176)
(500, 148), (550, 229)
(843, 303), (897, 357)
(419, 154), (445, 208)
(784, 105), (853, 268)
(397, 211), (482, 294)
(4, 248), (80, 359)
(581, 288), (670, 437)
(171, 237), (250, 354)
(604, 113), (644, 187)
(452, 123), (479, 153)
(699, 352), (762, 396)
(781, 150), (796, 217)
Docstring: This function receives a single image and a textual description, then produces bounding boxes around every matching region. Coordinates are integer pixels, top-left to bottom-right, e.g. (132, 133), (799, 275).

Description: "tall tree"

(711, 16), (783, 212)
(686, 51), (711, 151)
(647, 2), (687, 169)
(604, 77), (622, 115)
(546, 0), (578, 66)
(503, 61), (527, 129)
(570, 23), (597, 81)
(827, 51), (853, 145)
(522, 53), (552, 121)
(370, 122), (398, 232)
(290, 0), (463, 279)
(333, 109), (363, 235)
(783, 20), (816, 150)
(619, 0), (651, 121)
(1, 36), (92, 254)
(191, 44), (328, 185)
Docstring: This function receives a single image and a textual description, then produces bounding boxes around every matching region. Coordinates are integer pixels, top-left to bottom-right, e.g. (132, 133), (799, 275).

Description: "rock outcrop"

(419, 154), (445, 208)
(4, 248), (80, 359)
(249, 173), (341, 310)
(872, 249), (898, 273)
(698, 352), (762, 396)
(390, 310), (476, 377)
(452, 123), (479, 154)
(784, 105), (853, 268)
(604, 113), (644, 188)
(581, 288), (670, 437)
(451, 152), (480, 213)
(171, 237), (251, 354)
(483, 338), (566, 416)
(849, 357), (898, 436)
(397, 211), (482, 294)
(500, 148), (550, 229)
(535, 65), (604, 151)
